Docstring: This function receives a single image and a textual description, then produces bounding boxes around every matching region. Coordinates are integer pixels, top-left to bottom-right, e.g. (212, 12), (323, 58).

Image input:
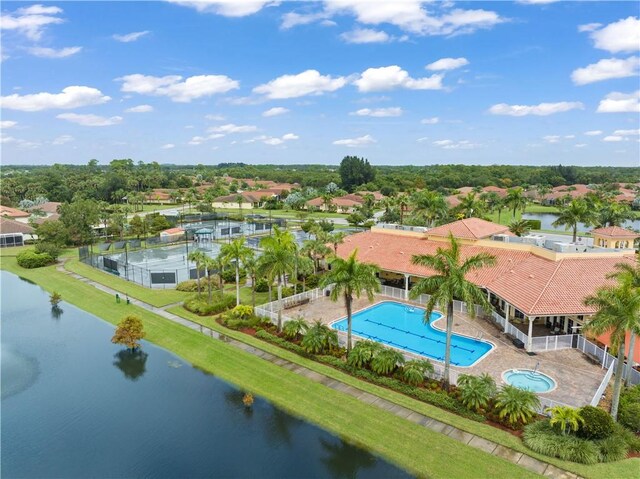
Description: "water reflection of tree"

(264, 407), (299, 446)
(223, 389), (253, 417)
(320, 437), (376, 479)
(113, 349), (148, 381)
(51, 305), (63, 319)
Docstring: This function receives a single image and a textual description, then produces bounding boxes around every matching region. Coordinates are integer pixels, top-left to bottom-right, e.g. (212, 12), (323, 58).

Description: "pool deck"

(284, 295), (605, 408)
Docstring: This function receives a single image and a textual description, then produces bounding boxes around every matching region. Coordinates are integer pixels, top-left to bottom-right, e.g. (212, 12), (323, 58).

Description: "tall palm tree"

(319, 250), (380, 354)
(301, 236), (331, 273)
(327, 231), (346, 255)
(607, 261), (640, 385)
(505, 187), (528, 220)
(597, 202), (635, 228)
(409, 233), (496, 389)
(584, 282), (640, 420)
(396, 194), (410, 225)
(187, 250), (207, 295)
(552, 198), (595, 242)
(509, 219), (533, 237)
(410, 190), (448, 227)
(457, 192), (486, 219)
(259, 227), (297, 332)
(221, 237), (253, 306)
(210, 253), (228, 297)
(243, 255), (259, 308)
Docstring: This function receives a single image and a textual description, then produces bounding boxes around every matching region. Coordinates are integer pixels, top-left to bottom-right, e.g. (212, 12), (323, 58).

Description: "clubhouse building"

(335, 218), (638, 355)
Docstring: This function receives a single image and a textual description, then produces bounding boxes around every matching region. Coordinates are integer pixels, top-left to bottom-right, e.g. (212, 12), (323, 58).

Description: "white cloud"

(488, 101), (584, 116)
(333, 134), (376, 147)
(282, 133), (299, 140)
(517, 0), (559, 4)
(575, 144), (587, 148)
(168, 1), (272, 17)
(421, 117), (440, 124)
(188, 136), (206, 146)
(351, 107), (403, 117)
(113, 31), (150, 42)
(161, 143), (175, 149)
(0, 86), (110, 111)
(0, 4), (64, 41)
(281, 11), (330, 29)
(417, 137), (430, 143)
(584, 130), (603, 136)
(571, 57), (639, 85)
(245, 132), (299, 146)
(323, 1), (504, 37)
(0, 120), (17, 129)
(262, 107), (290, 117)
(603, 135), (624, 142)
(118, 73), (239, 102)
(208, 123), (257, 134)
(587, 17), (640, 53)
(28, 46), (82, 58)
(205, 114), (225, 121)
(426, 57), (469, 71)
(578, 23), (602, 33)
(596, 90), (640, 113)
(613, 128), (640, 136)
(340, 28), (391, 44)
(433, 139), (480, 149)
(354, 65), (443, 92)
(52, 134), (73, 145)
(543, 135), (561, 143)
(57, 113), (123, 127)
(0, 134), (39, 149)
(253, 69), (346, 99)
(125, 104), (154, 113)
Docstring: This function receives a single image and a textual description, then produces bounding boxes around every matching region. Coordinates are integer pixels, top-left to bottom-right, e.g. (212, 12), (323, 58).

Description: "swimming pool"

(502, 369), (556, 393)
(331, 301), (493, 367)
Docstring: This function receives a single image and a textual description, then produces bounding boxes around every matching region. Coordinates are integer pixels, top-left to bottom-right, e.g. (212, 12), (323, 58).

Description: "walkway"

(58, 262), (581, 479)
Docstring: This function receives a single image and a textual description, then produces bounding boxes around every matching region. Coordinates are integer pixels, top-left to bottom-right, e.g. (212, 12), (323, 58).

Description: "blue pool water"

(503, 369), (556, 393)
(331, 301), (493, 367)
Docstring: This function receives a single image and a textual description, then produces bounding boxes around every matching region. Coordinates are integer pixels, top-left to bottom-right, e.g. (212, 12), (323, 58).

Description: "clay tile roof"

(33, 213), (61, 225)
(0, 205), (30, 218)
(590, 226), (639, 238)
(0, 217), (35, 234)
(427, 218), (512, 240)
(26, 202), (61, 214)
(161, 227), (184, 235)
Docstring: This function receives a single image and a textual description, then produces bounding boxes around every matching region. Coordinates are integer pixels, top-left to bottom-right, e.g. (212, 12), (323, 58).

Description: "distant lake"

(523, 213), (640, 233)
(1, 271), (411, 479)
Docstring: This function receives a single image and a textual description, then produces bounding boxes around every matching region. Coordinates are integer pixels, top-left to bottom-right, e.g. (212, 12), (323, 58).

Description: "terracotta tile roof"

(426, 218), (512, 240)
(307, 194), (364, 208)
(482, 186), (508, 197)
(445, 195), (462, 207)
(336, 230), (636, 316)
(33, 213), (61, 225)
(0, 205), (30, 218)
(26, 202), (61, 214)
(356, 191), (385, 200)
(590, 226), (639, 238)
(161, 227), (184, 235)
(0, 217), (35, 234)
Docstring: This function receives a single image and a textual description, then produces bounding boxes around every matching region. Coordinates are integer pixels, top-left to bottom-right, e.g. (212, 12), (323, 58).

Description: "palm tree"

(409, 233), (496, 389)
(243, 255), (259, 308)
(480, 191), (503, 222)
(396, 194), (410, 225)
(259, 227), (297, 332)
(282, 317), (309, 340)
(347, 340), (383, 369)
(297, 255), (314, 292)
(552, 198), (595, 242)
(201, 256), (217, 303)
(494, 385), (540, 427)
(505, 187), (528, 220)
(301, 320), (338, 354)
(326, 231), (346, 255)
(410, 190), (448, 227)
(597, 202), (635, 227)
(536, 184), (552, 204)
(457, 192), (486, 219)
(509, 219), (533, 237)
(607, 262), (640, 385)
(210, 253), (228, 297)
(584, 282), (640, 420)
(370, 348), (404, 376)
(221, 237), (253, 306)
(301, 237), (331, 273)
(547, 406), (584, 435)
(402, 360), (434, 386)
(457, 374), (496, 412)
(187, 250), (207, 294)
(320, 250), (380, 354)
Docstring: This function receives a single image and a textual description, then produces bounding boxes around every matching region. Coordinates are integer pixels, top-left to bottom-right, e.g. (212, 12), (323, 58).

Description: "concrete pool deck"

(283, 295), (605, 408)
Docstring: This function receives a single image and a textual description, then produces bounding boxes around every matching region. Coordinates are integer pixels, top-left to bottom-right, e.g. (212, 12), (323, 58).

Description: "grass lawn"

(167, 305), (640, 479)
(525, 204), (560, 214)
(0, 256), (540, 479)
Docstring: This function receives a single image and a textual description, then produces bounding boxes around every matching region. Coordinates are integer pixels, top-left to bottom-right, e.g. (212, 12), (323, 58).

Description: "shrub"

(221, 267), (245, 283)
(618, 402), (640, 433)
(577, 406), (614, 440)
(301, 320), (338, 354)
(621, 384), (640, 405)
(370, 348), (404, 376)
(183, 294), (235, 316)
(402, 360), (434, 386)
(282, 317), (309, 340)
(305, 274), (321, 289)
(523, 420), (600, 465)
(176, 278), (214, 292)
(547, 406), (584, 435)
(229, 305), (254, 320)
(254, 278), (270, 293)
(34, 242), (61, 260)
(618, 423), (640, 452)
(493, 385), (540, 429)
(16, 250), (54, 269)
(458, 374), (496, 413)
(281, 286), (294, 298)
(49, 291), (62, 306)
(597, 434), (629, 463)
(347, 340), (382, 369)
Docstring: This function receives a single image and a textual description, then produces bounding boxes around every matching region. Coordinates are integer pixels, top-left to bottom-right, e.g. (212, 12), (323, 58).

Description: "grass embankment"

(0, 256), (537, 479)
(167, 307), (639, 479)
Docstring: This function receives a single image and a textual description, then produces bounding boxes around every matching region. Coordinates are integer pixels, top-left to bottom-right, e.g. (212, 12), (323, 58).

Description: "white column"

(563, 316), (569, 334)
(504, 303), (511, 333)
(404, 274), (410, 300)
(527, 316), (534, 352)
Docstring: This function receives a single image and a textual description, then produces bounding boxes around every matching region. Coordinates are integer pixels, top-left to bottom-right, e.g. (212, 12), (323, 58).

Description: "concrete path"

(58, 262), (582, 479)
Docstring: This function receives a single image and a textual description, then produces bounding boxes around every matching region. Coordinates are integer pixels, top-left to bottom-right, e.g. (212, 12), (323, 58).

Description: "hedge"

(183, 294), (235, 316)
(16, 250), (55, 269)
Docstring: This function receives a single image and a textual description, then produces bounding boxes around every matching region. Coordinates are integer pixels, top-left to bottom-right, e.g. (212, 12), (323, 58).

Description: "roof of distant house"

(0, 217), (35, 234)
(426, 217), (512, 240)
(32, 213), (61, 225)
(26, 201), (61, 214)
(0, 205), (30, 218)
(161, 227), (184, 235)
(591, 226), (640, 238)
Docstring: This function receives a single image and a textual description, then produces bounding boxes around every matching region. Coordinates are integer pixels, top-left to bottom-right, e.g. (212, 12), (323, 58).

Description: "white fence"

(380, 285), (406, 301)
(531, 334), (575, 352)
(505, 321), (528, 345)
(591, 362), (616, 407)
(536, 396), (572, 415)
(577, 335), (617, 369)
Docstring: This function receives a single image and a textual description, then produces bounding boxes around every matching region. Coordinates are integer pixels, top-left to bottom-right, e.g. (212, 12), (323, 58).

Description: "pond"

(1, 271), (411, 478)
(522, 213), (640, 234)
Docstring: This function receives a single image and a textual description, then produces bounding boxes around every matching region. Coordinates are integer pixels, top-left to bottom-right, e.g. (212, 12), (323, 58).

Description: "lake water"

(1, 271), (411, 478)
(522, 213), (640, 233)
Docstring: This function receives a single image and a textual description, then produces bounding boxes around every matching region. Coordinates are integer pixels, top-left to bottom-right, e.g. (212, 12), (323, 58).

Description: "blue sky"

(1, 1), (639, 167)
